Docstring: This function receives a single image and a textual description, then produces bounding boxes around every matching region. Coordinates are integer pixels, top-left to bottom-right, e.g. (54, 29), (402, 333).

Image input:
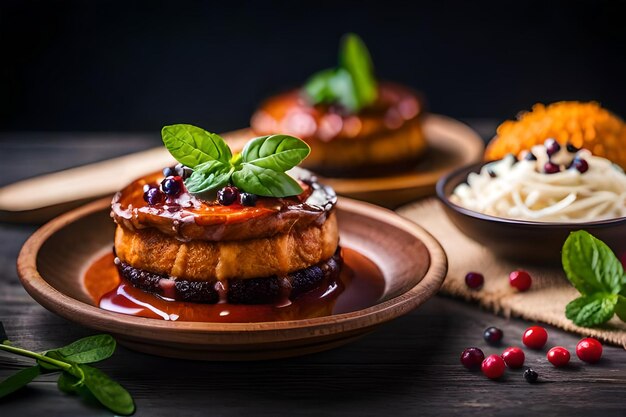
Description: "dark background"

(1, 0), (625, 133)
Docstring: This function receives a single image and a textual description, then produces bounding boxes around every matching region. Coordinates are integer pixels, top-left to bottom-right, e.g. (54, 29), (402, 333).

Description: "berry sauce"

(84, 248), (384, 323)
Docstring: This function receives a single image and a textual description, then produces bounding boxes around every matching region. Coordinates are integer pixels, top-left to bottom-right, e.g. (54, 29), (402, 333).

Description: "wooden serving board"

(397, 198), (626, 348)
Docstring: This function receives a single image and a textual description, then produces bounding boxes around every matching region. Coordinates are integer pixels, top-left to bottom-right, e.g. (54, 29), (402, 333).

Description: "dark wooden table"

(1, 124), (625, 417)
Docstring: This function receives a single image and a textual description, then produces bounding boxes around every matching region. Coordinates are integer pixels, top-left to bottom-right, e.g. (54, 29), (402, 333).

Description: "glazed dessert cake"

(252, 82), (426, 177)
(251, 33), (427, 177)
(110, 126), (341, 305)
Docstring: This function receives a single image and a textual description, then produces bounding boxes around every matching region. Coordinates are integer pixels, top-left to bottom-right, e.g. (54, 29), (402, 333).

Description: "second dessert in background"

(251, 33), (427, 177)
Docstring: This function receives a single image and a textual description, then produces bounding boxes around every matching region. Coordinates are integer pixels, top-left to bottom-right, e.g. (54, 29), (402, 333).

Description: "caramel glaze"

(251, 82), (423, 144)
(111, 168), (336, 242)
(85, 248), (385, 323)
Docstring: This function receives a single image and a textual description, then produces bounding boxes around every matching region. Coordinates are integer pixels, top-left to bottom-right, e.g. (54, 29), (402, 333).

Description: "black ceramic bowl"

(436, 162), (626, 264)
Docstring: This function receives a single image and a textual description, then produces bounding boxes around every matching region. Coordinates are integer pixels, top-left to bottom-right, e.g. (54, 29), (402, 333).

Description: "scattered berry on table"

(218, 186), (240, 206)
(522, 326), (548, 349)
(501, 347), (525, 368)
(143, 187), (165, 205)
(240, 192), (258, 207)
(509, 270), (532, 292)
(523, 368), (538, 383)
(481, 354), (506, 379)
(161, 176), (184, 197)
(460, 347), (485, 370)
(547, 346), (570, 367)
(465, 272), (484, 290)
(576, 337), (603, 363)
(483, 327), (503, 345)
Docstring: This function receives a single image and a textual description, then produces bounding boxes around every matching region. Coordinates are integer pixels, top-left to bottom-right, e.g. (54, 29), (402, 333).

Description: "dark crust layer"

(115, 248), (343, 304)
(111, 168), (337, 242)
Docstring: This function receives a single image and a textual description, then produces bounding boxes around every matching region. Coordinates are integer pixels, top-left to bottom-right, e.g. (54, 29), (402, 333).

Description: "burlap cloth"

(397, 198), (626, 348)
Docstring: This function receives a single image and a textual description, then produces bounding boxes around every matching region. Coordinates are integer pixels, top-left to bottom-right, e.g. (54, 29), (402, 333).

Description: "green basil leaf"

(304, 68), (340, 104)
(184, 160), (232, 193)
(615, 295), (626, 322)
(232, 164), (303, 197)
(241, 135), (310, 172)
(81, 364), (135, 416)
(162, 124), (232, 168)
(565, 293), (617, 327)
(339, 33), (377, 109)
(562, 231), (624, 295)
(57, 372), (80, 394)
(47, 334), (116, 364)
(0, 365), (40, 399)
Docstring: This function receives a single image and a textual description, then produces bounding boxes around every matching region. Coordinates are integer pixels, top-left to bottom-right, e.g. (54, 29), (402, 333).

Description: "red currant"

(509, 270), (532, 292)
(547, 346), (570, 367)
(460, 347), (485, 370)
(465, 272), (484, 290)
(481, 354), (506, 379)
(501, 347), (525, 368)
(576, 337), (602, 363)
(522, 326), (548, 349)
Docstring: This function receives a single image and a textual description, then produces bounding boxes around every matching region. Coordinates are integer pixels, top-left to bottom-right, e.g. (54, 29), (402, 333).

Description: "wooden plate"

(17, 197), (447, 361)
(320, 113), (484, 208)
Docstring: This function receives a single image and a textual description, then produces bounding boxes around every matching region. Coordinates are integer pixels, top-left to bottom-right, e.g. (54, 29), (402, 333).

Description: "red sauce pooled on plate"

(84, 248), (384, 323)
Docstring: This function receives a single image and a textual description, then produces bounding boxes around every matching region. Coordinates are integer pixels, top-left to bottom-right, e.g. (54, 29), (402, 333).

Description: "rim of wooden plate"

(17, 197), (447, 343)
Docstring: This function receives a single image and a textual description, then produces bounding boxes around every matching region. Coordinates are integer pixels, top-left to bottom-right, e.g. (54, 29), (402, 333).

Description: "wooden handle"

(0, 129), (251, 222)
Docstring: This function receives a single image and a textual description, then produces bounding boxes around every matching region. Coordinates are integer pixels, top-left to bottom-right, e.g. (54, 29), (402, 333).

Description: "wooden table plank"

(1, 126), (625, 416)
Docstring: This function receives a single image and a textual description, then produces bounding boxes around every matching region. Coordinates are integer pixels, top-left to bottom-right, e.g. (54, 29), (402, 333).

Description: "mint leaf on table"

(562, 230), (626, 327)
(0, 328), (135, 415)
(0, 366), (41, 399)
(48, 334), (116, 364)
(303, 33), (378, 113)
(162, 125), (310, 198)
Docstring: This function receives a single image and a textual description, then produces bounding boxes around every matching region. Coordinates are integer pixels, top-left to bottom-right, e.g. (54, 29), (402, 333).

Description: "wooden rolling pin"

(0, 129), (251, 223)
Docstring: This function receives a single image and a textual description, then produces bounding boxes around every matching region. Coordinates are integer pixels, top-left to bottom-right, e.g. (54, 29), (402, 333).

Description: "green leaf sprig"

(162, 124), (310, 197)
(0, 325), (135, 416)
(562, 231), (626, 327)
(303, 33), (378, 113)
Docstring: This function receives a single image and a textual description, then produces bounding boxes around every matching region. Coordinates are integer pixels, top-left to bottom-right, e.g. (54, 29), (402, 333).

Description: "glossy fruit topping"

(501, 347), (525, 368)
(576, 337), (603, 363)
(240, 192), (258, 207)
(509, 270), (532, 292)
(545, 138), (561, 156)
(161, 176), (183, 197)
(547, 346), (570, 367)
(566, 143), (579, 153)
(571, 158), (589, 173)
(162, 166), (176, 177)
(143, 187), (165, 205)
(217, 186), (240, 206)
(522, 326), (548, 349)
(460, 347), (485, 370)
(523, 368), (538, 383)
(174, 163), (193, 179)
(481, 354), (506, 379)
(484, 327), (503, 345)
(544, 161), (560, 174)
(465, 272), (484, 290)
(524, 152), (537, 161)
